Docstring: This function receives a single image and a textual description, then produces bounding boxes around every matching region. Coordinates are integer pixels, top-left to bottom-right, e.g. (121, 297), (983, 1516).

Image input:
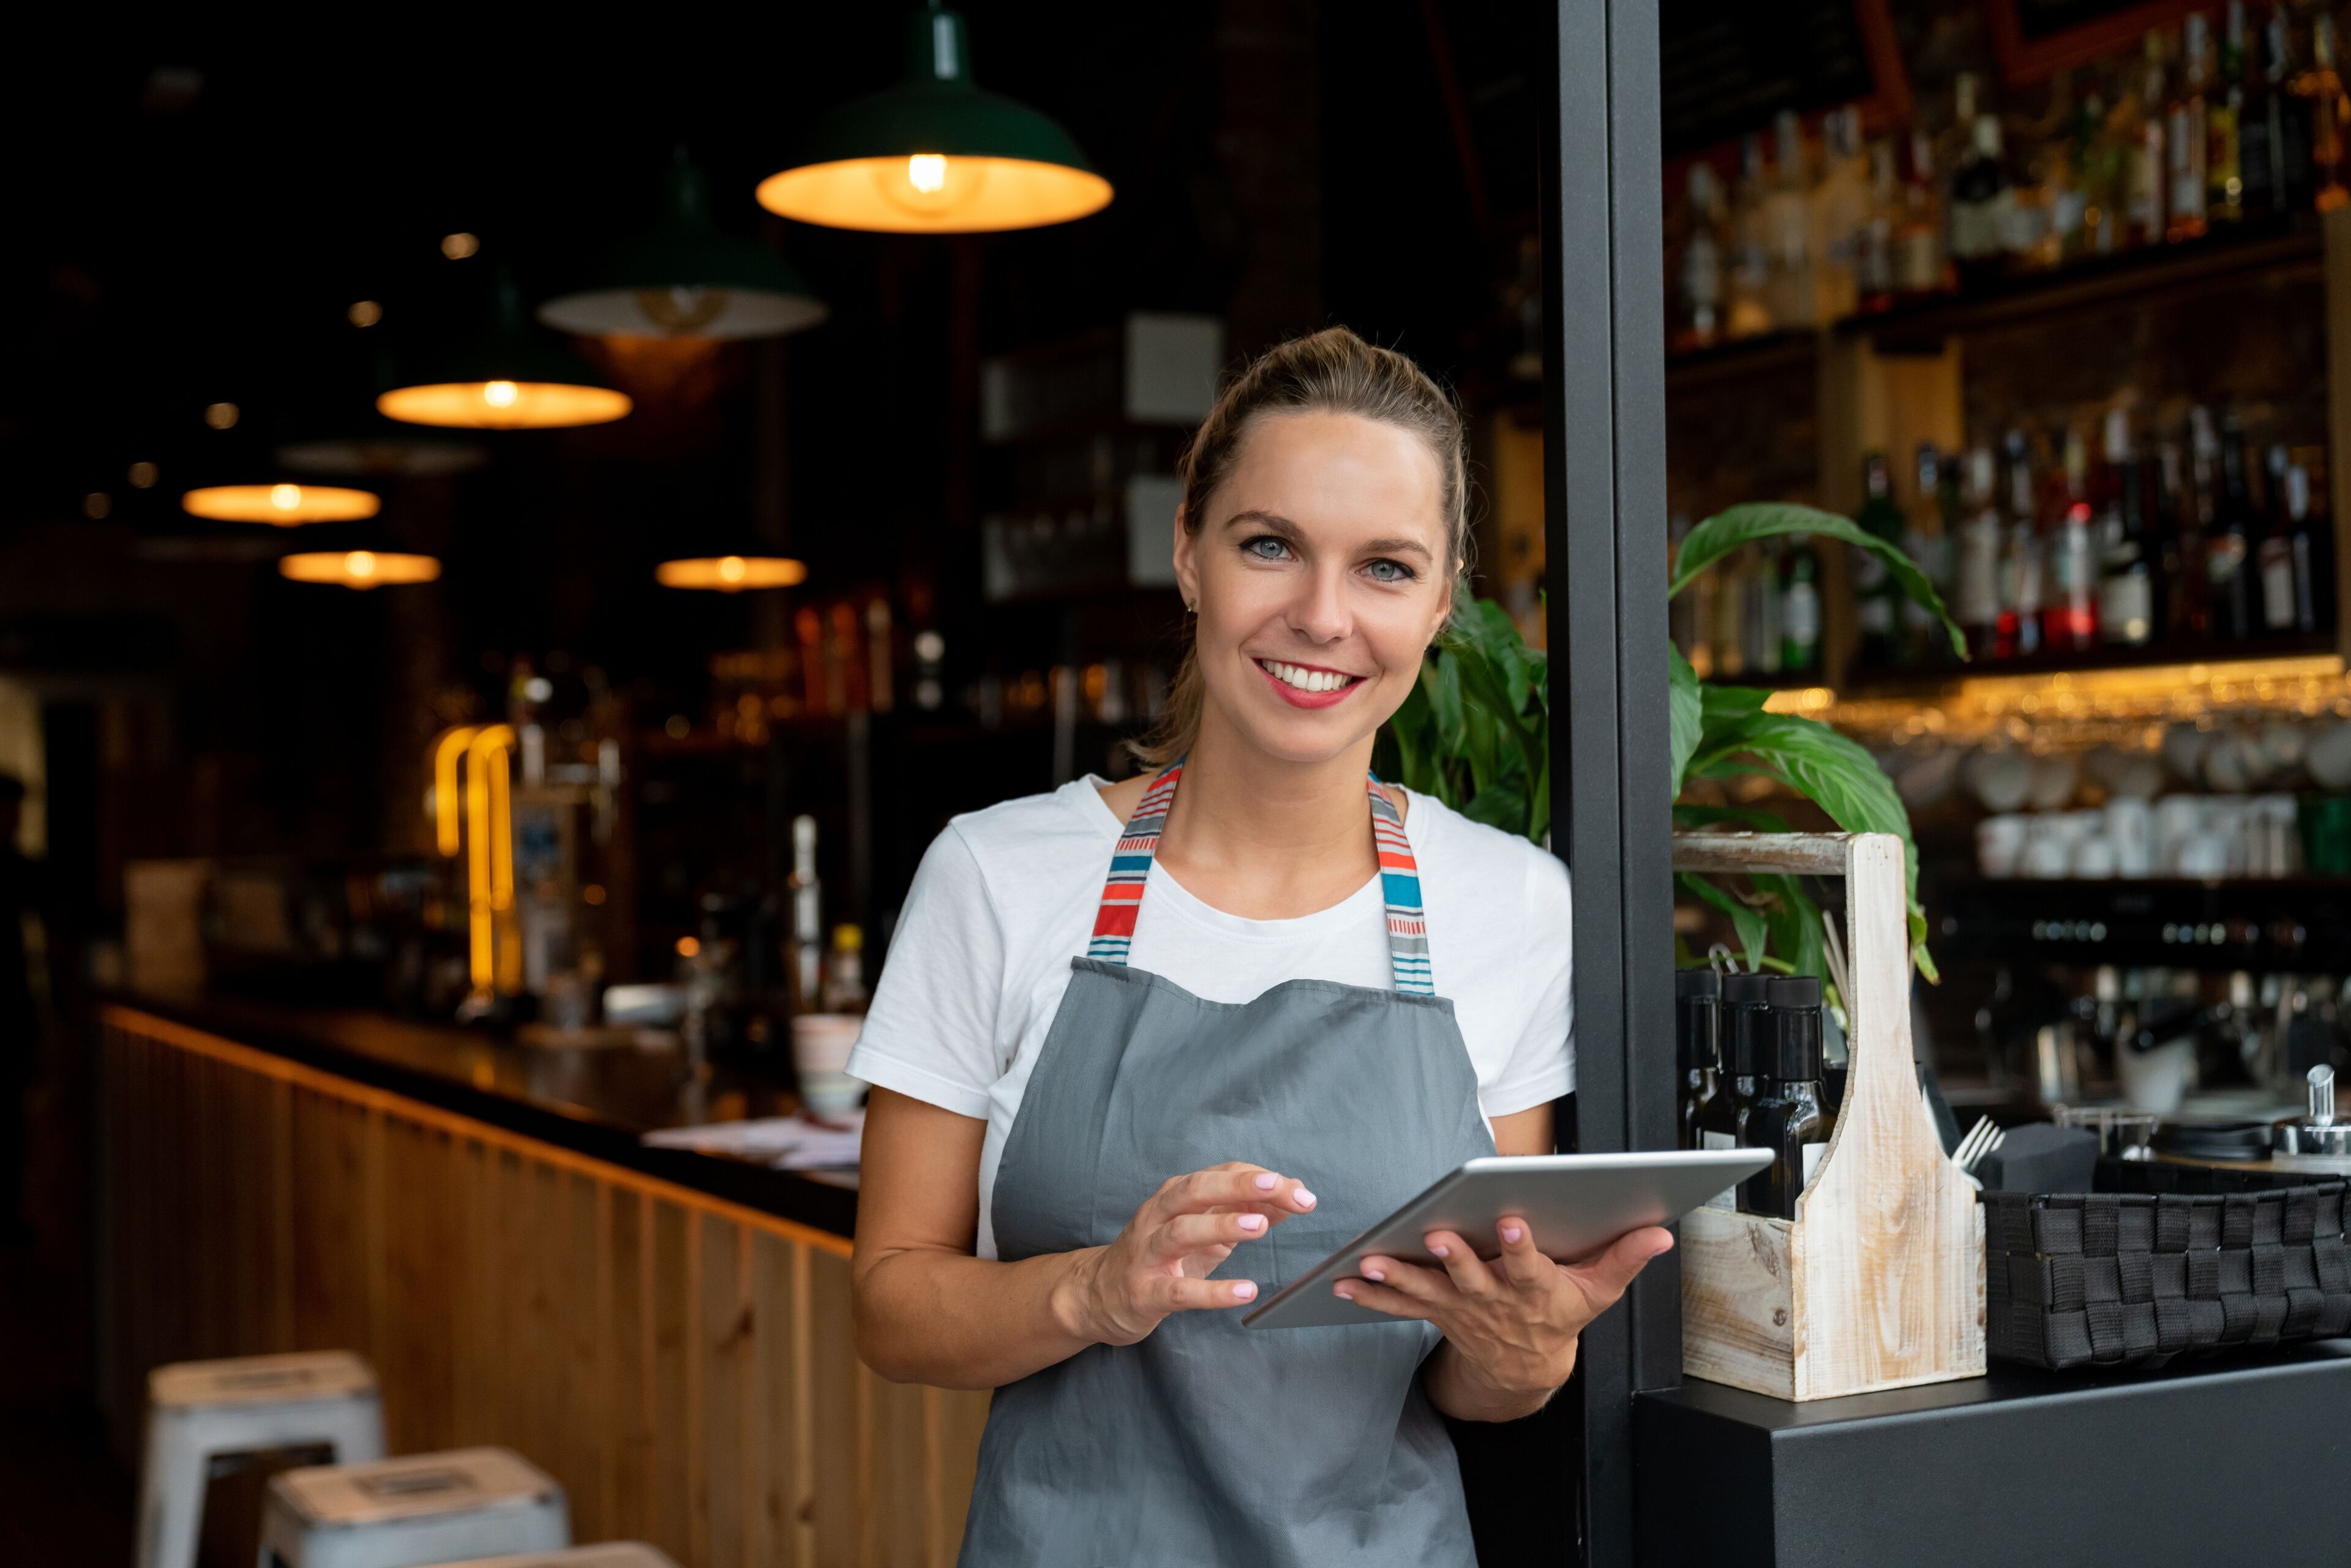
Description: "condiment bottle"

(1708, 973), (1774, 1212)
(1738, 976), (1837, 1220)
(1675, 968), (1722, 1151)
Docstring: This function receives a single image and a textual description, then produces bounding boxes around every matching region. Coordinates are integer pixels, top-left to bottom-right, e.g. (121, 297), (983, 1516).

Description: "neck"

(1155, 708), (1379, 899)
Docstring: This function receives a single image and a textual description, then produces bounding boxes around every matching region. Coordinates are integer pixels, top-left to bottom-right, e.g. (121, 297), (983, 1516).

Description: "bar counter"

(94, 995), (988, 1568)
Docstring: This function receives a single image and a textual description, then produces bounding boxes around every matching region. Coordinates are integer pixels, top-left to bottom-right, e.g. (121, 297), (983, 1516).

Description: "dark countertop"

(104, 989), (858, 1239)
(1635, 1342), (2351, 1566)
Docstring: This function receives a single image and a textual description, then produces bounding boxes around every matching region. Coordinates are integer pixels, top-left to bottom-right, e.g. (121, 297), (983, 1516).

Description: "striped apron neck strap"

(1369, 776), (1433, 994)
(1086, 760), (1436, 995)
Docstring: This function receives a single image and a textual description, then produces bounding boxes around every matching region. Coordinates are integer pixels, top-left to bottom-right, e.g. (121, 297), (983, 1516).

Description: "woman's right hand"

(1053, 1163), (1318, 1346)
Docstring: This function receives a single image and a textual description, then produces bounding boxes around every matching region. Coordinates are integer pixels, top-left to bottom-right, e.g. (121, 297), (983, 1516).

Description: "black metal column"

(1541, 0), (1675, 1562)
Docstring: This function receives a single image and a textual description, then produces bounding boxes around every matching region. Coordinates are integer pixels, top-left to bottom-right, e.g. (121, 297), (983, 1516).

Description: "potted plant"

(1376, 503), (1962, 980)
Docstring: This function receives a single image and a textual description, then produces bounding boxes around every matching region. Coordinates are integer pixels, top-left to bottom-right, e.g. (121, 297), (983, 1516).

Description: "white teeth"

(1261, 659), (1354, 694)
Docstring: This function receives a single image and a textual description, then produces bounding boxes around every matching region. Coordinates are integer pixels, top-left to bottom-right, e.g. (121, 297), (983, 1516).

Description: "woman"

(849, 327), (1672, 1566)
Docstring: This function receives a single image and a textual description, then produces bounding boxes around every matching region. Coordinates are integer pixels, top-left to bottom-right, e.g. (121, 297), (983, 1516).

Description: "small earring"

(1184, 598), (1196, 613)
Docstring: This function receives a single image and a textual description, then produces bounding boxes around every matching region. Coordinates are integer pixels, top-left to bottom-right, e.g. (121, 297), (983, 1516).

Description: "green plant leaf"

(1670, 502), (1964, 659)
(1668, 645), (1703, 798)
(1671, 802), (1793, 833)
(1676, 872), (1769, 972)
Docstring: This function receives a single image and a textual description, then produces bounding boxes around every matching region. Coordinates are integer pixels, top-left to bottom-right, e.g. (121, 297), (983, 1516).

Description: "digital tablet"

(1240, 1149), (1771, 1330)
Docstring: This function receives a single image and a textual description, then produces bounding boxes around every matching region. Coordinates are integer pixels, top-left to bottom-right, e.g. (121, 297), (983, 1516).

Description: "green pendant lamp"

(380, 266), (633, 430)
(756, 1), (1112, 234)
(539, 151), (830, 339)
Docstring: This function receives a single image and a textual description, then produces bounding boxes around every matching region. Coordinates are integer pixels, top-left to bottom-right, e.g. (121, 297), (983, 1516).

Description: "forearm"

(854, 1242), (1108, 1389)
(1421, 1338), (1569, 1423)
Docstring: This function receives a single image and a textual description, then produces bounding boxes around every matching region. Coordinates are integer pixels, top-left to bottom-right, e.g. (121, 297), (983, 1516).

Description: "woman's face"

(1174, 410), (1453, 768)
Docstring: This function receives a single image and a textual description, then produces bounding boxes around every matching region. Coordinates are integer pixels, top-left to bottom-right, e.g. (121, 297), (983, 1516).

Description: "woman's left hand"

(1337, 1220), (1674, 1409)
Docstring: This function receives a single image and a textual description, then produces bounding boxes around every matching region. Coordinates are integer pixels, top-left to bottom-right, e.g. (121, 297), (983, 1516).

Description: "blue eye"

(1243, 536), (1291, 560)
(1365, 559), (1415, 583)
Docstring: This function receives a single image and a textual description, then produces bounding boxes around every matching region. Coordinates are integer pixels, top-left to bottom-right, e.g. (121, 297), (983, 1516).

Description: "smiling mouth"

(1256, 658), (1365, 695)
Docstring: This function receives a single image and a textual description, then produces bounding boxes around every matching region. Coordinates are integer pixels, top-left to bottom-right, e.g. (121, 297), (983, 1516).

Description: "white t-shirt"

(848, 776), (1575, 1258)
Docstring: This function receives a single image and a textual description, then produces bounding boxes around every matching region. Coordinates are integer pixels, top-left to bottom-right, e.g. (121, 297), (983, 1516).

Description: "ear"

(1171, 503), (1199, 608)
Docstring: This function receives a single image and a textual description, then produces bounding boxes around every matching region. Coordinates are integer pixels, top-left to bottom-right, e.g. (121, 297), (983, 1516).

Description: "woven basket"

(1985, 1184), (2351, 1370)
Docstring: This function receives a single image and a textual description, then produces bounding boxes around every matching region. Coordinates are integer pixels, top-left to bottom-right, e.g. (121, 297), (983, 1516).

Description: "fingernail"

(1362, 1267), (1385, 1283)
(1501, 1223), (1524, 1244)
(1293, 1187), (1317, 1208)
(1254, 1172), (1280, 1191)
(1430, 1243), (1449, 1258)
(1232, 1280), (1257, 1301)
(1334, 1286), (1354, 1301)
(1237, 1213), (1266, 1232)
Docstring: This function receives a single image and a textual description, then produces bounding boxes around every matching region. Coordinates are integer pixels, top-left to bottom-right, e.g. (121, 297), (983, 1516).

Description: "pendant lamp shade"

(182, 483), (381, 525)
(756, 4), (1111, 234)
(539, 153), (828, 340)
(379, 268), (633, 430)
(656, 555), (808, 591)
(279, 550), (442, 588)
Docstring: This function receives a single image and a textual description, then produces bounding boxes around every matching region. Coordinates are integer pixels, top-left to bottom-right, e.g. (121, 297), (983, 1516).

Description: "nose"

(1285, 561), (1352, 645)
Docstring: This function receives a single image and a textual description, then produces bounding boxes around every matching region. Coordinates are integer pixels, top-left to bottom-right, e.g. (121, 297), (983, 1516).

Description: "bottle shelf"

(1832, 632), (2341, 700)
(1938, 874), (2351, 973)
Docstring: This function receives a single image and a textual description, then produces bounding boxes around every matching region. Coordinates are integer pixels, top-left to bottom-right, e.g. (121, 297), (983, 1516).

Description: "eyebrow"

(1220, 508), (1436, 562)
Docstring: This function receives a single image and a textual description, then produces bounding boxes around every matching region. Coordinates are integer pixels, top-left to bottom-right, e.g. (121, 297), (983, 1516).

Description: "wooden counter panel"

(97, 1005), (991, 1568)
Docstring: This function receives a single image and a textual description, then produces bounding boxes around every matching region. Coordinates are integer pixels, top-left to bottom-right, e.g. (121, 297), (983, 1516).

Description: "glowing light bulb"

(718, 554), (748, 584)
(270, 484), (302, 511)
(483, 380), (520, 408)
(346, 550), (378, 579)
(907, 154), (948, 194)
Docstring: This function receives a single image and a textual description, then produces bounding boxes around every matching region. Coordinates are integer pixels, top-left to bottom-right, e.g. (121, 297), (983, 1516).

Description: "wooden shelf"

(1834, 632), (2341, 699)
(1842, 219), (2323, 352)
(1665, 328), (1818, 392)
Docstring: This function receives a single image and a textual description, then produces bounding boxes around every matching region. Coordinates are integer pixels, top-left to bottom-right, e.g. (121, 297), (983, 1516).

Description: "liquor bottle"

(2169, 13), (2213, 240)
(1957, 445), (2006, 659)
(1856, 138), (1899, 309)
(2074, 89), (2123, 257)
(1812, 105), (1869, 321)
(1950, 114), (2014, 281)
(1680, 162), (1727, 348)
(1998, 431), (2045, 659)
(1902, 443), (1955, 666)
(2209, 411), (2258, 638)
(2296, 14), (2350, 211)
(2161, 434), (2211, 639)
(2240, 4), (2283, 219)
(1744, 546), (1783, 676)
(1853, 452), (1905, 667)
(2274, 7), (2317, 211)
(2259, 444), (2299, 632)
(785, 813), (822, 1014)
(1738, 975), (1837, 1221)
(2044, 428), (2101, 651)
(2099, 411), (2158, 645)
(2282, 460), (2327, 632)
(2128, 32), (2170, 246)
(1780, 535), (1823, 675)
(1676, 967), (1723, 1152)
(1711, 545), (1747, 677)
(2211, 2), (2248, 223)
(1728, 133), (1776, 337)
(820, 923), (869, 1015)
(1896, 131), (1949, 297)
(1764, 110), (1817, 328)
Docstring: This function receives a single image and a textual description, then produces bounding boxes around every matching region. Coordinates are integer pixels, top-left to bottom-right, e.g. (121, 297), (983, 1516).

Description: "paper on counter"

(643, 1111), (864, 1169)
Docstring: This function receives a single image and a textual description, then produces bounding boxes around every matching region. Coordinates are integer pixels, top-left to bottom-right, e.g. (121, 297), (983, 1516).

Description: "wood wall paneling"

(95, 1007), (991, 1568)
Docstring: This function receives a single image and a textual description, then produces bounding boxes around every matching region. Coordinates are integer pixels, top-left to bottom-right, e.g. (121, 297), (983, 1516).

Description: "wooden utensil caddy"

(1673, 831), (1984, 1401)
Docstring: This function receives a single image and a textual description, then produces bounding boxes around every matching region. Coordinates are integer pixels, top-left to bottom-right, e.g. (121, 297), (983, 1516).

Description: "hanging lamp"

(756, 2), (1111, 234)
(656, 555), (808, 591)
(539, 152), (829, 339)
(279, 550), (442, 588)
(378, 266), (632, 430)
(182, 482), (381, 525)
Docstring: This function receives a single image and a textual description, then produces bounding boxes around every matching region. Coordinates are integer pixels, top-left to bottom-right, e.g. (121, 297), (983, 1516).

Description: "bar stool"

(140, 1351), (388, 1568)
(258, 1446), (569, 1568)
(423, 1545), (678, 1568)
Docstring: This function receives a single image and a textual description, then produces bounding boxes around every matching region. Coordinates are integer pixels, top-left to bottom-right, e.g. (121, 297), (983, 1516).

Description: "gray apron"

(958, 762), (1497, 1567)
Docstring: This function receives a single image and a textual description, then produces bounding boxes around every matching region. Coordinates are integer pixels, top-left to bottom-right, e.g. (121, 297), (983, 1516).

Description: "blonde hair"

(1132, 326), (1471, 769)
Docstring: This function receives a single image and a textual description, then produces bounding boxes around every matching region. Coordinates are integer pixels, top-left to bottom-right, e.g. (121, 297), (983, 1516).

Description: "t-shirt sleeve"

(846, 825), (1004, 1120)
(1478, 850), (1575, 1119)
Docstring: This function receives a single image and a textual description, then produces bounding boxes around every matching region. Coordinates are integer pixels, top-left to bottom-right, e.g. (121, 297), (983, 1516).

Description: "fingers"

(1147, 1210), (1272, 1261)
(1151, 1274), (1259, 1312)
(1353, 1255), (1455, 1305)
(1155, 1166), (1318, 1220)
(1564, 1226), (1676, 1310)
(1420, 1230), (1497, 1297)
(1493, 1215), (1551, 1287)
(1330, 1276), (1430, 1320)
